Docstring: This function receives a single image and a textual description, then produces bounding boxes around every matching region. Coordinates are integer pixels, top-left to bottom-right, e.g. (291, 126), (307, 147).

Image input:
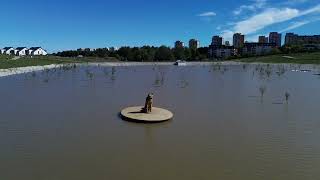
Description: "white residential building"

(27, 49), (34, 55)
(2, 47), (15, 55)
(16, 47), (29, 56)
(13, 49), (19, 55)
(29, 47), (48, 56)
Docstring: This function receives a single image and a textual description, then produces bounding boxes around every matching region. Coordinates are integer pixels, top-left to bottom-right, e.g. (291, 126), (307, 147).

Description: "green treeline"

(55, 46), (209, 61)
(54, 44), (320, 61)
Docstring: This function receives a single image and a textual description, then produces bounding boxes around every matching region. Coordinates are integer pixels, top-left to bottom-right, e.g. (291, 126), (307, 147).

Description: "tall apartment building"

(269, 32), (282, 47)
(174, 41), (185, 48)
(233, 33), (245, 48)
(242, 42), (276, 56)
(189, 39), (200, 49)
(209, 45), (237, 59)
(258, 36), (268, 43)
(285, 33), (320, 45)
(212, 36), (223, 46)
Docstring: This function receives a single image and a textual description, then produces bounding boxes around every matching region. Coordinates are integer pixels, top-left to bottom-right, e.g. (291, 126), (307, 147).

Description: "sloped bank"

(0, 64), (63, 78)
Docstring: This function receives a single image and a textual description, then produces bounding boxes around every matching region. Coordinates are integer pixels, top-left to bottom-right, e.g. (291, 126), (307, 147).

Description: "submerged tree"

(85, 69), (94, 80)
(111, 67), (117, 81)
(111, 67), (116, 75)
(242, 64), (247, 70)
(285, 92), (290, 104)
(259, 86), (267, 101)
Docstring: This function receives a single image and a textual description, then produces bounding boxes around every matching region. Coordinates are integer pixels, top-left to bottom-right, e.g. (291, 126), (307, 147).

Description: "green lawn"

(237, 52), (320, 64)
(0, 55), (118, 69)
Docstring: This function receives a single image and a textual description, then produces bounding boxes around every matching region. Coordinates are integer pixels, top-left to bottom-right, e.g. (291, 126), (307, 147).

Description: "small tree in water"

(259, 86), (266, 97)
(285, 92), (290, 104)
(259, 86), (266, 101)
(242, 64), (246, 70)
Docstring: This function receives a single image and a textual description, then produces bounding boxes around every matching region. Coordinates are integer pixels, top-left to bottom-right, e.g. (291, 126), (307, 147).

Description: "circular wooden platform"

(120, 106), (173, 123)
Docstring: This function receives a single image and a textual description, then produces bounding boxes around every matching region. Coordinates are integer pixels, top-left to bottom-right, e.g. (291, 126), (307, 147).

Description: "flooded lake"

(1, 63), (320, 180)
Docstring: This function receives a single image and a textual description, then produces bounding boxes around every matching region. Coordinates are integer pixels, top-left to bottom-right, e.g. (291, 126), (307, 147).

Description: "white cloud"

(234, 8), (299, 34)
(233, 0), (267, 15)
(299, 4), (320, 16)
(279, 21), (310, 33)
(283, 0), (309, 5)
(280, 17), (320, 33)
(197, 12), (216, 17)
(221, 30), (235, 42)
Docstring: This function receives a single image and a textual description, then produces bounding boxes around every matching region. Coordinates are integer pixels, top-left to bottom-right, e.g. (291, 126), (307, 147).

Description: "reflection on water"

(0, 64), (320, 180)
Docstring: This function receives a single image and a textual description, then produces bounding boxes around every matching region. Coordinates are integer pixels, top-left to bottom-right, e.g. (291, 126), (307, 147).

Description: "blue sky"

(0, 0), (319, 52)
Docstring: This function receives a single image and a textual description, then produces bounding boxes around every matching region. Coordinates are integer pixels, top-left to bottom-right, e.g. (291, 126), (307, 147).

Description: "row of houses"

(0, 47), (48, 56)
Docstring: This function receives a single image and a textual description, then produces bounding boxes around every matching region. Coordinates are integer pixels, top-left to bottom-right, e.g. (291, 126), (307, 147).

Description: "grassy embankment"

(0, 55), (118, 69)
(237, 52), (320, 64)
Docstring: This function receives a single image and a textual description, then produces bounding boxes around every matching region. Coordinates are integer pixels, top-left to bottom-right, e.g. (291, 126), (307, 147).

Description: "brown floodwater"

(1, 64), (320, 180)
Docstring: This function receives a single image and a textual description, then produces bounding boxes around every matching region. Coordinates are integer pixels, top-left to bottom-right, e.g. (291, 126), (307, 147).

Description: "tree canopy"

(55, 46), (209, 61)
